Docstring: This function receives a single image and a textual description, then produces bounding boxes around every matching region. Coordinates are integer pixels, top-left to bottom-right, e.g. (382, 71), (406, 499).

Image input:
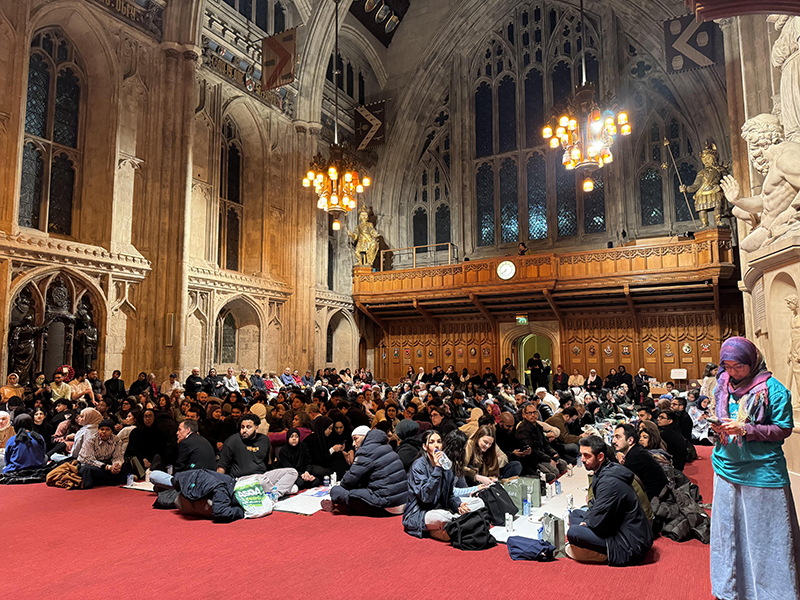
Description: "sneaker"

(320, 499), (335, 513)
(290, 485), (299, 495)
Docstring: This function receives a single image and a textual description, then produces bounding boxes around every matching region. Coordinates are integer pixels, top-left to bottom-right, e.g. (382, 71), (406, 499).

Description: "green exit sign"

(516, 314), (528, 325)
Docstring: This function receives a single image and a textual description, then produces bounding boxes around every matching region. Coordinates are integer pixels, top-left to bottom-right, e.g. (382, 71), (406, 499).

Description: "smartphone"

(706, 415), (721, 424)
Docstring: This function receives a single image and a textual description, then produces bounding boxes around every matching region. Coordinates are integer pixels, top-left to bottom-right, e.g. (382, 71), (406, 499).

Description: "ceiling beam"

(542, 288), (564, 330)
(413, 298), (440, 329)
(468, 294), (496, 327)
(355, 301), (388, 332)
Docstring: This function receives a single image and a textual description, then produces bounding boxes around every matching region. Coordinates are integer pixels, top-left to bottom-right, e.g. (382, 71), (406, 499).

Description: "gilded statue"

(348, 205), (381, 267)
(720, 113), (800, 252)
(679, 143), (728, 228)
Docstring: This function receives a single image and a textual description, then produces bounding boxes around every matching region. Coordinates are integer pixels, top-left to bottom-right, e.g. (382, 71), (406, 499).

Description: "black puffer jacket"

(340, 429), (407, 508)
(173, 469), (244, 522)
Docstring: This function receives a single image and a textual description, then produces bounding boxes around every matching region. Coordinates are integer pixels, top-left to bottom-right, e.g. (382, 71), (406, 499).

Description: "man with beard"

(217, 413), (297, 497)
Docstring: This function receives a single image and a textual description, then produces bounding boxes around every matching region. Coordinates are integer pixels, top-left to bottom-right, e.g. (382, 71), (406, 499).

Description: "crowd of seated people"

(0, 360), (716, 565)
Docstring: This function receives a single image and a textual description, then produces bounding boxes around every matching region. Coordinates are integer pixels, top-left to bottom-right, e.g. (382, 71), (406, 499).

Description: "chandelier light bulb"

(605, 152), (613, 163)
(565, 162), (575, 170)
(307, 171), (315, 180)
(583, 179), (594, 192)
(609, 124), (617, 135)
(362, 177), (371, 187)
(332, 219), (341, 231)
(621, 123), (631, 136)
(617, 112), (628, 125)
(562, 152), (571, 165)
(344, 172), (353, 183)
(568, 118), (578, 131)
(556, 126), (566, 137)
(559, 116), (569, 127)
(550, 137), (560, 148)
(570, 147), (581, 161)
(302, 178), (310, 187)
(587, 146), (598, 157)
(316, 173), (323, 182)
(331, 194), (339, 205)
(542, 126), (553, 138)
(356, 184), (364, 193)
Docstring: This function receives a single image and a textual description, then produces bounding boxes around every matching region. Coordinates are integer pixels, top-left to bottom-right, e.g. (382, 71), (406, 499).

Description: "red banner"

(261, 28), (296, 91)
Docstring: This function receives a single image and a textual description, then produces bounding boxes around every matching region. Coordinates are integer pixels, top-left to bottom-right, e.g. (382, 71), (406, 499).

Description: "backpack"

(475, 484), (519, 526)
(507, 536), (557, 561)
(444, 507), (497, 551)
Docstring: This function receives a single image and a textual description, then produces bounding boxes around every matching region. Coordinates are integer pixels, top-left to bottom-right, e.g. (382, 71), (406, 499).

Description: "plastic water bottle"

(555, 480), (562, 495)
(438, 452), (452, 470)
(523, 497), (530, 517)
(323, 475), (330, 487)
(126, 474), (134, 486)
(576, 455), (582, 468)
(330, 472), (337, 486)
(271, 485), (279, 502)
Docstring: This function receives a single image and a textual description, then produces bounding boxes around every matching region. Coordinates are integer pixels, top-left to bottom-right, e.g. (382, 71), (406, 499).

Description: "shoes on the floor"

(290, 485), (299, 495)
(565, 543), (607, 563)
(429, 528), (451, 543)
(320, 499), (335, 513)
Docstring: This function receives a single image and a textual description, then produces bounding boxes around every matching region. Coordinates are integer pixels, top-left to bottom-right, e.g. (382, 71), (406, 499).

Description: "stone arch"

(498, 321), (561, 375)
(339, 22), (388, 88)
(213, 295), (264, 373)
(5, 266), (108, 382)
(325, 308), (358, 369)
(768, 271), (798, 386)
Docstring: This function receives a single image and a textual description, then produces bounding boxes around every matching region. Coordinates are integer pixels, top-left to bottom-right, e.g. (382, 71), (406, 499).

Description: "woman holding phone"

(403, 430), (483, 541)
(709, 337), (800, 600)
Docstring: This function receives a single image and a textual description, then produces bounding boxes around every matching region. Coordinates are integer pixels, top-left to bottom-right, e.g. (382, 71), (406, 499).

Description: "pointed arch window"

(471, 4), (606, 248)
(218, 117), (243, 271)
(19, 29), (84, 236)
(216, 311), (237, 364)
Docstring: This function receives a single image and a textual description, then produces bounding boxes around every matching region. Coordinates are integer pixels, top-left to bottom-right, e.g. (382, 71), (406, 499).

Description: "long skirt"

(711, 474), (800, 599)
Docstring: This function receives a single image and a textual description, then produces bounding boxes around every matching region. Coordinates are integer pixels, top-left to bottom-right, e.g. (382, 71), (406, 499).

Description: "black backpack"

(444, 507), (497, 551)
(476, 484), (519, 526)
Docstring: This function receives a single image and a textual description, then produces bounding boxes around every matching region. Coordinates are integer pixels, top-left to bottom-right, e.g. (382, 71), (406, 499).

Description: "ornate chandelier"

(301, 0), (371, 231)
(542, 0), (630, 192)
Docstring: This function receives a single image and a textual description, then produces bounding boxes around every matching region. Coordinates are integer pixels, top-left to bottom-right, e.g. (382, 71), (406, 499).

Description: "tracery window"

(19, 29), (84, 236)
(226, 0), (290, 35)
(472, 2), (605, 248)
(326, 52), (367, 103)
(216, 311), (237, 364)
(218, 117), (243, 271)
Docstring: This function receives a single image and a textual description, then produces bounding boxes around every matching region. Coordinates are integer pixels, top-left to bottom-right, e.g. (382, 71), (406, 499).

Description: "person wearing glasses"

(709, 336), (799, 600)
(655, 410), (687, 471)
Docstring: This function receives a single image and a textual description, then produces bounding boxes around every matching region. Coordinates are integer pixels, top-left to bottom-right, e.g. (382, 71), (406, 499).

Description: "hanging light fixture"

(302, 0), (371, 231)
(542, 0), (630, 192)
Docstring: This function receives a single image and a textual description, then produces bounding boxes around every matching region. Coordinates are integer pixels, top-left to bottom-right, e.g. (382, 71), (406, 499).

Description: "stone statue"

(785, 294), (800, 410)
(74, 313), (98, 373)
(8, 313), (51, 386)
(679, 142), (728, 228)
(348, 205), (381, 267)
(771, 15), (800, 142)
(720, 113), (800, 252)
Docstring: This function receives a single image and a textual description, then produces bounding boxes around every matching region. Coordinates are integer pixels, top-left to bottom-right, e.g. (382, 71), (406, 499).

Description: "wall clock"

(496, 260), (516, 280)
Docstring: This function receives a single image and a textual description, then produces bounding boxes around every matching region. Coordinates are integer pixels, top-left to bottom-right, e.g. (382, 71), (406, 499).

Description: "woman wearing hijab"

(396, 419), (422, 471)
(603, 368), (618, 390)
(200, 403), (227, 453)
(125, 408), (167, 471)
(1, 373), (25, 405)
(70, 407), (102, 459)
(584, 369), (602, 394)
(304, 416), (343, 479)
(709, 337), (800, 600)
(0, 411), (16, 459)
(688, 396), (713, 445)
(2, 414), (47, 473)
(276, 427), (319, 489)
(458, 407), (484, 437)
(248, 403), (271, 436)
(128, 372), (150, 399)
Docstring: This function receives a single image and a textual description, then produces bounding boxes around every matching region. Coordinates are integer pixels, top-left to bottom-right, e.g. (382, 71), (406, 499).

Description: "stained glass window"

(475, 82), (493, 158)
(48, 153), (75, 235)
(500, 158), (519, 243)
(274, 1), (285, 33)
(25, 54), (49, 138)
(586, 54), (599, 90)
(524, 69), (544, 147)
(221, 313), (237, 364)
(227, 144), (241, 204)
(435, 204), (451, 250)
(19, 143), (44, 229)
(552, 60), (572, 108)
(498, 76), (517, 153)
(476, 162), (495, 246)
(675, 162), (699, 222)
(413, 207), (428, 251)
(527, 153), (547, 240)
(584, 169), (605, 233)
(556, 163), (576, 237)
(225, 207), (240, 270)
(640, 168), (664, 226)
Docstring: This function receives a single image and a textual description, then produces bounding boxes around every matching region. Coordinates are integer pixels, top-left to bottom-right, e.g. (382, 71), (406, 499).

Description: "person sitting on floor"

(2, 414), (47, 473)
(149, 419), (218, 491)
(566, 435), (653, 566)
(396, 419), (422, 471)
(612, 423), (668, 501)
(657, 410), (687, 471)
(545, 407), (583, 464)
(275, 427), (319, 490)
(403, 430), (484, 541)
(464, 424), (521, 484)
(217, 412), (297, 498)
(77, 419), (126, 489)
(515, 402), (567, 482)
(324, 425), (407, 515)
(70, 407), (103, 460)
(125, 408), (168, 476)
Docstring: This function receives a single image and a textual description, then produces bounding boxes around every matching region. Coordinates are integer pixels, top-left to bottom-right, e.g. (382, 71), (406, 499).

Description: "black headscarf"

(306, 416), (334, 468)
(328, 412), (352, 447)
(276, 427), (312, 472)
(13, 413), (41, 445)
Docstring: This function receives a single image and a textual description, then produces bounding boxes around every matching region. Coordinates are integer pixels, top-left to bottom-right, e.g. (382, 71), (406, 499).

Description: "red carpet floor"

(5, 447), (715, 600)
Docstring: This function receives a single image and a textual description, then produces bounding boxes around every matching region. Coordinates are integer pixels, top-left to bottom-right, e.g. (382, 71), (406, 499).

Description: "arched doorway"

(213, 297), (262, 372)
(517, 334), (553, 392)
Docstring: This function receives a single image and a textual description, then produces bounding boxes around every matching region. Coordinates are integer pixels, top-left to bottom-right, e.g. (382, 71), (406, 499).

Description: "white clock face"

(497, 260), (516, 280)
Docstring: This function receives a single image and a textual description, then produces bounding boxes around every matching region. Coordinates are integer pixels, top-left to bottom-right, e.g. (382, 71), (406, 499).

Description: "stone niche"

(742, 237), (800, 471)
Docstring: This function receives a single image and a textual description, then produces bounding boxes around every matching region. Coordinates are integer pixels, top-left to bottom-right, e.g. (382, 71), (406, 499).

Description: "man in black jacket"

(657, 410), (688, 471)
(324, 427), (407, 515)
(612, 424), (668, 500)
(150, 418), (217, 491)
(515, 403), (567, 481)
(566, 436), (654, 566)
(671, 396), (694, 442)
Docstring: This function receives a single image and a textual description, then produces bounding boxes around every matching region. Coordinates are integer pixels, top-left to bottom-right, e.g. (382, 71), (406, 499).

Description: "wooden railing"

(379, 242), (458, 271)
(354, 229), (734, 297)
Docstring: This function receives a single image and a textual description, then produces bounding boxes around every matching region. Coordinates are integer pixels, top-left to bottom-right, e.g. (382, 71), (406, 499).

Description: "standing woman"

(709, 337), (800, 600)
(700, 363), (719, 415)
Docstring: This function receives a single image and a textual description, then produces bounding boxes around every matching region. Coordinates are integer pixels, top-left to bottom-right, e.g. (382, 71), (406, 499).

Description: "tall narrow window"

(336, 54), (344, 90)
(358, 73), (365, 105)
(219, 117), (243, 271)
(435, 204), (451, 250)
(19, 30), (83, 236)
(524, 70), (544, 147)
(474, 82), (493, 158)
(346, 63), (354, 98)
(497, 76), (517, 153)
(274, 1), (286, 33)
(476, 162), (495, 246)
(527, 153), (547, 240)
(219, 312), (237, 364)
(239, 0), (253, 21)
(556, 163), (576, 237)
(551, 60), (572, 108)
(413, 207), (428, 252)
(499, 158), (519, 243)
(674, 162), (699, 222)
(639, 168), (664, 226)
(583, 169), (605, 233)
(256, 0), (269, 31)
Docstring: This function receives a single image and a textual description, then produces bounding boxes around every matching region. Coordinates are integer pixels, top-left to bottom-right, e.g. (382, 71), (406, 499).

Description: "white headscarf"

(0, 411), (10, 431)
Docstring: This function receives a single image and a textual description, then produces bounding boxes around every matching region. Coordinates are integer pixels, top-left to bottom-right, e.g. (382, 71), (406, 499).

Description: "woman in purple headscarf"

(709, 336), (800, 600)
